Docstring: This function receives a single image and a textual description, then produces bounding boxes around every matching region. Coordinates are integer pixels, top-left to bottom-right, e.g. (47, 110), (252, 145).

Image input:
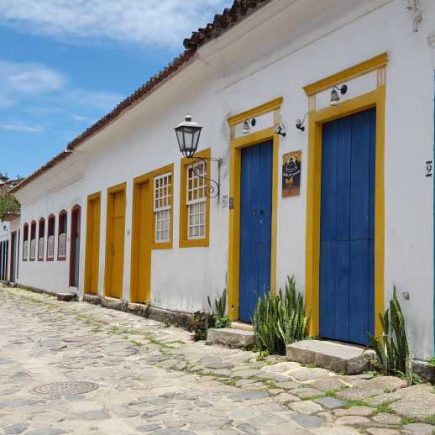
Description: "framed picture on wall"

(282, 150), (302, 197)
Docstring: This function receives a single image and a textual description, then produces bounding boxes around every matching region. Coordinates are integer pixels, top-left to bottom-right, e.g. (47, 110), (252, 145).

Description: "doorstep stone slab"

(56, 292), (76, 302)
(206, 328), (255, 350)
(286, 340), (375, 374)
(230, 322), (253, 332)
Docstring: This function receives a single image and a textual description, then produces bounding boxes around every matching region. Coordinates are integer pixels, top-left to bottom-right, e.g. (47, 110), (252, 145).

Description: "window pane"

(154, 173), (171, 244)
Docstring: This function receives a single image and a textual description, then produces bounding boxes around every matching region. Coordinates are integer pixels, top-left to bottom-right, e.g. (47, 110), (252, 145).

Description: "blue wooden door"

(320, 109), (375, 345)
(239, 140), (273, 322)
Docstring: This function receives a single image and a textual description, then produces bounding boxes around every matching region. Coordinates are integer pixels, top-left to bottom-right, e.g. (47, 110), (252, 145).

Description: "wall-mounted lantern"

(295, 113), (308, 132)
(174, 113), (203, 158)
(242, 118), (257, 135)
(174, 113), (221, 199)
(330, 84), (348, 106)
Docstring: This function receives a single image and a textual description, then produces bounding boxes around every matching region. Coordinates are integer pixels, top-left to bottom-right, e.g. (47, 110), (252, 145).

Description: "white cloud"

(0, 60), (67, 108)
(0, 121), (43, 132)
(0, 0), (232, 48)
(0, 59), (122, 114)
(71, 114), (93, 122)
(67, 89), (123, 111)
(9, 68), (66, 94)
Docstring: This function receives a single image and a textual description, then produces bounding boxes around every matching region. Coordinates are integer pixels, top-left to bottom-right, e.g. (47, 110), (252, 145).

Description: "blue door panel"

(350, 111), (374, 241)
(336, 117), (352, 241)
(348, 240), (375, 344)
(334, 241), (350, 342)
(320, 122), (338, 242)
(239, 141), (273, 322)
(319, 241), (336, 339)
(320, 109), (376, 345)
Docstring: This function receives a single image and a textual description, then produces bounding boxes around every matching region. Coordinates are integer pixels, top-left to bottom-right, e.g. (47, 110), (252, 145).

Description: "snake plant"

(371, 287), (410, 377)
(252, 276), (310, 355)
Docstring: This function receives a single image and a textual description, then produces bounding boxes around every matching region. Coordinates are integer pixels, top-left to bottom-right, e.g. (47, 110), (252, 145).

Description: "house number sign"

(426, 160), (433, 178)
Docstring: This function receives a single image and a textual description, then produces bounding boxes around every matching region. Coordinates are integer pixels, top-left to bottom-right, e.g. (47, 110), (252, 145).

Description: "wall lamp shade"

(330, 84), (348, 106)
(175, 114), (203, 158)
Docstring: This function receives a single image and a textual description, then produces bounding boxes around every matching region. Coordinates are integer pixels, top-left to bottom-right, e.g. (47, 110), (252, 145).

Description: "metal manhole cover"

(31, 381), (99, 397)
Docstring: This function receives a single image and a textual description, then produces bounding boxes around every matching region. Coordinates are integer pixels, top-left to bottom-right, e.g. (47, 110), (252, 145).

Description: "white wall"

(17, 164), (85, 293)
(14, 0), (435, 358)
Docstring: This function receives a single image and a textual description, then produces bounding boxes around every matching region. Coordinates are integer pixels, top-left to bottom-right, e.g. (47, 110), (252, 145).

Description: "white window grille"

(30, 239), (36, 260)
(38, 237), (45, 260)
(187, 162), (207, 239)
(154, 173), (172, 243)
(23, 240), (29, 260)
(47, 235), (55, 260)
(58, 233), (66, 259)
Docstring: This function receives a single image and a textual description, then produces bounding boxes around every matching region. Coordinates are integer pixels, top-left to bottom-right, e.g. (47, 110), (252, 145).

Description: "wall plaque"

(282, 150), (302, 197)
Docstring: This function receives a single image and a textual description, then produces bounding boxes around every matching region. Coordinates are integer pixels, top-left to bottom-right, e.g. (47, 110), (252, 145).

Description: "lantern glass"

(175, 114), (203, 158)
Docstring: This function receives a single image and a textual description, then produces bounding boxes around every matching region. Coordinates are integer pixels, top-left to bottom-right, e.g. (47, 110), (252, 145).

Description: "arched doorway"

(69, 205), (81, 287)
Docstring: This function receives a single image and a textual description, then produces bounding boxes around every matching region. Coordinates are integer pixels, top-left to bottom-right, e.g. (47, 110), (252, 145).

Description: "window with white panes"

(187, 161), (207, 239)
(154, 173), (172, 243)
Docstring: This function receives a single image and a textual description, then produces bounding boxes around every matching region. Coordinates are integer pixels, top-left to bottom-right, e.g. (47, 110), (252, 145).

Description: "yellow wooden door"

(105, 185), (126, 299)
(84, 193), (100, 294)
(131, 180), (152, 303)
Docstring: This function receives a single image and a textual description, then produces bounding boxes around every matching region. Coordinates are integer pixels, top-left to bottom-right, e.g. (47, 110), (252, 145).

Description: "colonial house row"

(3, 0), (435, 360)
(0, 175), (21, 283)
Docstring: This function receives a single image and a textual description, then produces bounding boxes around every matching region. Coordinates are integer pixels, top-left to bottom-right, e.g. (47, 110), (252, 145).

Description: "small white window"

(23, 240), (29, 261)
(187, 162), (206, 239)
(58, 233), (67, 259)
(154, 173), (172, 243)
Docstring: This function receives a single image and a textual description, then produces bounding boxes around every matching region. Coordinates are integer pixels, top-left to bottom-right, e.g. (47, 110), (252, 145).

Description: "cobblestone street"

(0, 286), (435, 435)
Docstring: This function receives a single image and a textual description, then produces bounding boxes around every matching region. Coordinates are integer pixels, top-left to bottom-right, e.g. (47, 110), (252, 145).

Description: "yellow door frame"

(227, 97), (283, 321)
(130, 163), (174, 303)
(84, 191), (101, 294)
(304, 53), (388, 338)
(104, 182), (126, 298)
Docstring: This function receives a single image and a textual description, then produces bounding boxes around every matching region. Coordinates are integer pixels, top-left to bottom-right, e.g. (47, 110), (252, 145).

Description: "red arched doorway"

(69, 206), (81, 287)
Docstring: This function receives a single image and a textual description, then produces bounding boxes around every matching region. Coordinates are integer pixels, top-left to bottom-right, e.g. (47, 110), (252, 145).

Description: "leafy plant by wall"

(371, 287), (410, 377)
(207, 289), (231, 329)
(0, 193), (20, 221)
(208, 289), (227, 318)
(187, 311), (215, 341)
(252, 276), (310, 355)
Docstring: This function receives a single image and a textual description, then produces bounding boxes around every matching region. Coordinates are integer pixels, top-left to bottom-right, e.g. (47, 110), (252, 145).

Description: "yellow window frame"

(179, 148), (211, 248)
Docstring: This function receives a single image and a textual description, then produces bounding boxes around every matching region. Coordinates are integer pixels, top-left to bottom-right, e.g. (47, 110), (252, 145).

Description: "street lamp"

(174, 113), (203, 158)
(174, 113), (222, 199)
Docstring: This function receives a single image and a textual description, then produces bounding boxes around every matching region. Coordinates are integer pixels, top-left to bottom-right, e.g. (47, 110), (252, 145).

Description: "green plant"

(252, 291), (286, 355)
(215, 316), (231, 328)
(0, 193), (20, 220)
(424, 414), (435, 426)
(280, 276), (311, 344)
(252, 276), (309, 355)
(208, 289), (227, 318)
(371, 287), (410, 378)
(207, 289), (230, 329)
(429, 356), (435, 368)
(187, 311), (215, 341)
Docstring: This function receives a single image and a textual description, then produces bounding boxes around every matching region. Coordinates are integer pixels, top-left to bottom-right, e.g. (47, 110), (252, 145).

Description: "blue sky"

(0, 0), (232, 178)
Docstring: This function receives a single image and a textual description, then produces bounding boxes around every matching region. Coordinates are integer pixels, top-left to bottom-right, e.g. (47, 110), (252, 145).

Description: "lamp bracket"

(186, 156), (222, 199)
(333, 84), (348, 95)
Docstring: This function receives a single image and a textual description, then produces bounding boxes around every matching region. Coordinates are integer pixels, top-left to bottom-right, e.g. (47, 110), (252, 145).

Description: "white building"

(8, 0), (435, 359)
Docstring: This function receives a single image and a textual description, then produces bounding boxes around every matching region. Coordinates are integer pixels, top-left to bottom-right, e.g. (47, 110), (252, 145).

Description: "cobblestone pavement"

(1, 287), (435, 435)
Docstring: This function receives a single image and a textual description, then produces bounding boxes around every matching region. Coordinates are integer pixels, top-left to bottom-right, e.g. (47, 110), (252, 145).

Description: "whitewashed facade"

(9, 0), (435, 359)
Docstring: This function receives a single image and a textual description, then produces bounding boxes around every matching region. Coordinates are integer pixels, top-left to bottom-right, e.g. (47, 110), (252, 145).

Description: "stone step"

(286, 340), (376, 375)
(57, 292), (77, 302)
(230, 321), (253, 332)
(206, 327), (255, 350)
